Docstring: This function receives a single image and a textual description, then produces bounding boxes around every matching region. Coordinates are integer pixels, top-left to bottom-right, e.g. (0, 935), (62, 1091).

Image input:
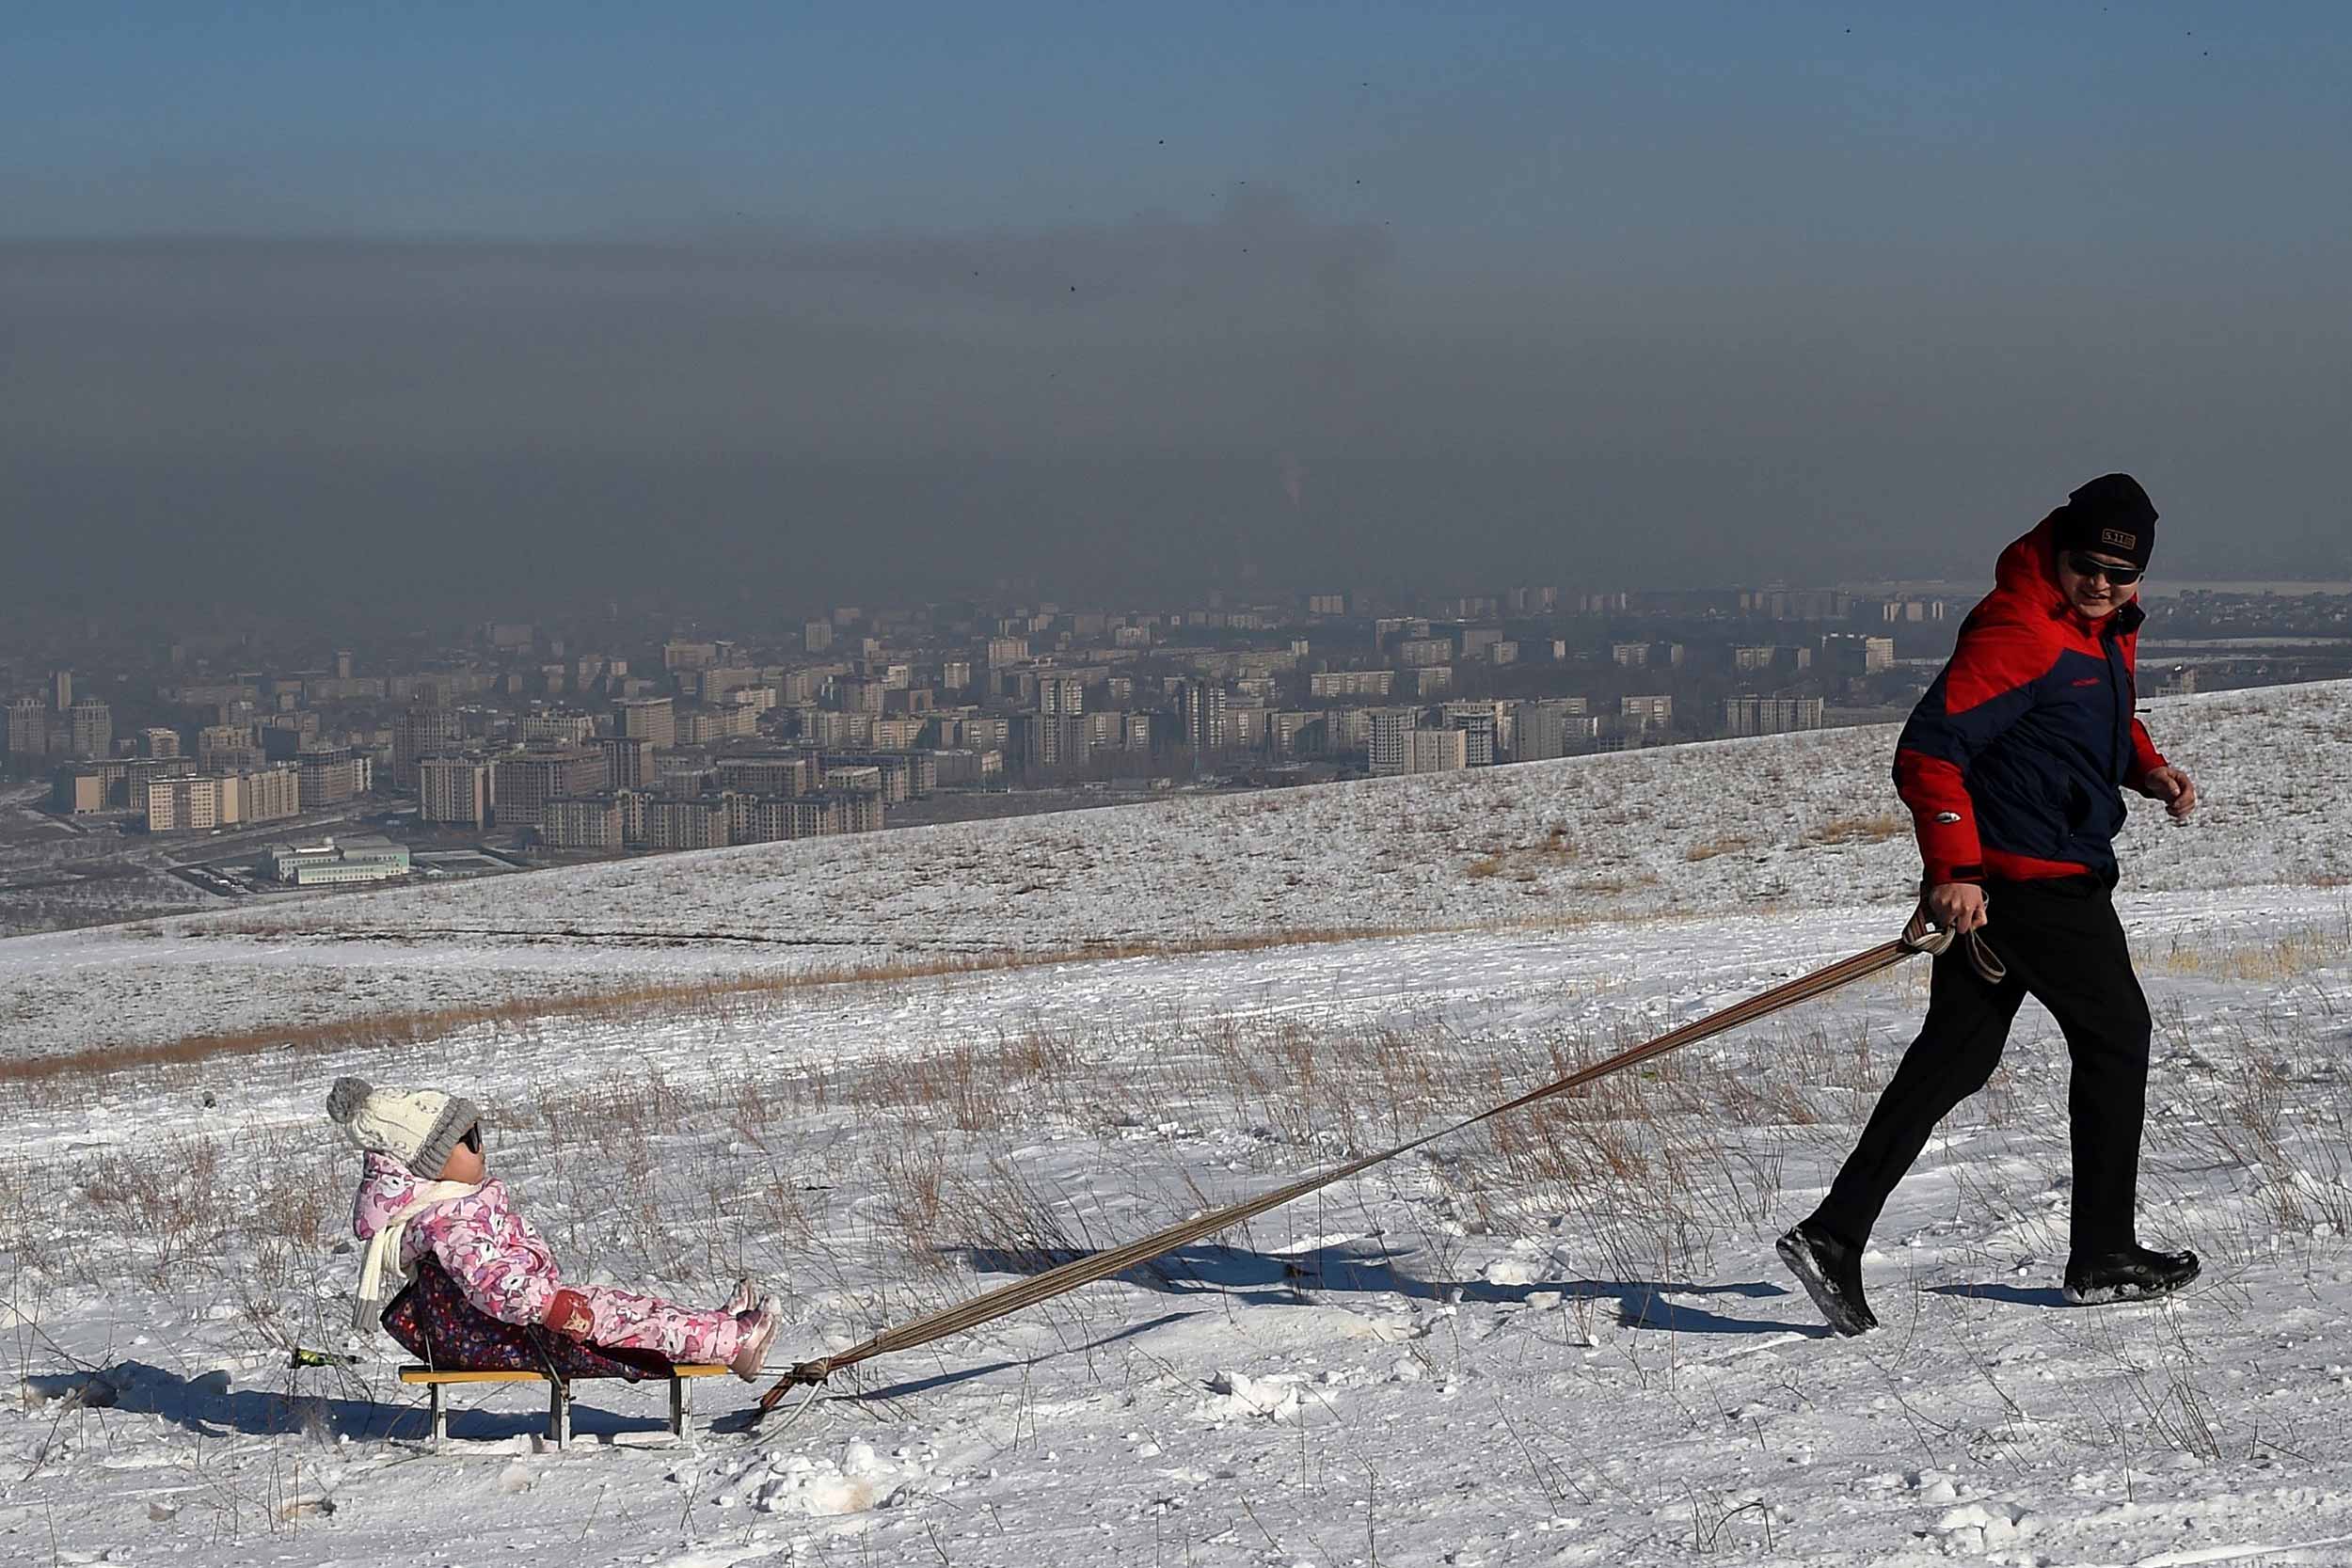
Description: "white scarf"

(353, 1180), (481, 1330)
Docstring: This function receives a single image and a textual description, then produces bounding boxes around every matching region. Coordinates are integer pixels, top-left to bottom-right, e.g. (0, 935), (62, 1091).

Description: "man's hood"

(1994, 513), (2145, 636)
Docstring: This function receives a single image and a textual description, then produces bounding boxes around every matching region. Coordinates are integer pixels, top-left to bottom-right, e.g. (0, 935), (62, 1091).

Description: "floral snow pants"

(533, 1280), (744, 1364)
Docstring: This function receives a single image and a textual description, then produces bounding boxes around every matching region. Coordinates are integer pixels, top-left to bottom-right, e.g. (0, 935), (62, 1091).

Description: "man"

(1778, 473), (2201, 1336)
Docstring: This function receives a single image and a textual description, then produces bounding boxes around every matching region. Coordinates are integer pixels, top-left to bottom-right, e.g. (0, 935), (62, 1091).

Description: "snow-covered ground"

(5, 680), (2351, 1566)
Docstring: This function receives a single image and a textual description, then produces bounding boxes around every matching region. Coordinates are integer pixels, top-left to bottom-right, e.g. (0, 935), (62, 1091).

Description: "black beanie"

(2052, 473), (2157, 569)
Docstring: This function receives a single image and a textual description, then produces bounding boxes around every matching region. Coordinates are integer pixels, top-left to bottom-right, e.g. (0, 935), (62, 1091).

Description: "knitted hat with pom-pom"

(326, 1075), (480, 1179)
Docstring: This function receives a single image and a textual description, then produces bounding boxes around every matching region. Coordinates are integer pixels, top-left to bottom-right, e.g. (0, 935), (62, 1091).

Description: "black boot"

(2063, 1244), (2200, 1306)
(1776, 1223), (1878, 1336)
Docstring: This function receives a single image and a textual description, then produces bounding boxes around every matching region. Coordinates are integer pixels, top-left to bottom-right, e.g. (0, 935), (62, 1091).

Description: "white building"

(263, 834), (412, 886)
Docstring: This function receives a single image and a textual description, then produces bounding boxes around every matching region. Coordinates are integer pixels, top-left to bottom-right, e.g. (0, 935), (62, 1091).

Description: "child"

(328, 1075), (782, 1381)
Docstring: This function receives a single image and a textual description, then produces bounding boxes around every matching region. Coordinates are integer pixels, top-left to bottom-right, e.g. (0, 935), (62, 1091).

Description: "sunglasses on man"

(2062, 552), (2143, 587)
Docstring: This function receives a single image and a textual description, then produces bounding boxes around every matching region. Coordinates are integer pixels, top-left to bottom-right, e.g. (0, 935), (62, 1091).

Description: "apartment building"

(5, 697), (45, 764)
(597, 735), (657, 789)
(1741, 588), (1851, 621)
(295, 746), (370, 809)
(1229, 706), (1277, 752)
(1820, 634), (1897, 677)
(419, 755), (495, 828)
(196, 723), (250, 759)
(930, 748), (1001, 786)
(675, 705), (758, 745)
(1397, 638), (1453, 669)
(141, 764), (299, 832)
(800, 708), (874, 747)
(385, 706), (459, 788)
(613, 696), (676, 749)
(713, 753), (813, 798)
(1407, 727), (1470, 774)
(1612, 641), (1686, 670)
(1309, 669), (1394, 700)
(491, 746), (606, 830)
(823, 751), (931, 800)
(1731, 645), (1813, 673)
(642, 797), (730, 850)
(68, 698), (113, 759)
(240, 763), (303, 823)
(539, 795), (624, 849)
(1176, 680), (1229, 752)
(519, 710), (596, 745)
(1367, 707), (1415, 776)
(1620, 694), (1674, 729)
(142, 774), (222, 832)
(1026, 713), (1089, 770)
(1439, 702), (1502, 767)
(1722, 694), (1827, 736)
(1512, 699), (1597, 762)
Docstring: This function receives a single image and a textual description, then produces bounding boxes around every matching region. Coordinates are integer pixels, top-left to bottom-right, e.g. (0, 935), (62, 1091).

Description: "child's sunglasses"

(459, 1124), (483, 1153)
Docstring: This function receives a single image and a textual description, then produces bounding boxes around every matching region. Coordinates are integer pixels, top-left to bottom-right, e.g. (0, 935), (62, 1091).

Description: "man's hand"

(2143, 765), (2198, 819)
(1925, 881), (1989, 934)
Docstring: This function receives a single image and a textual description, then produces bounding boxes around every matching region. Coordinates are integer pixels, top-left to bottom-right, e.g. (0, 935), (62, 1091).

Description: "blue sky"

(4, 2), (2348, 596)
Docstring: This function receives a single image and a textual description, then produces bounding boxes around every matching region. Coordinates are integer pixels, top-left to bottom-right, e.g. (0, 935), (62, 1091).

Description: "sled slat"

(398, 1364), (725, 1384)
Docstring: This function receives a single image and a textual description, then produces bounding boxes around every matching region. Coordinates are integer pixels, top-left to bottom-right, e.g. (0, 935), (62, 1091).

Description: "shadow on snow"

(958, 1239), (1821, 1338)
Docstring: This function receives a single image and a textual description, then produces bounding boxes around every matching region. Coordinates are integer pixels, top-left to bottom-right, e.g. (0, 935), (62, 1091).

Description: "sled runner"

(399, 1361), (726, 1449)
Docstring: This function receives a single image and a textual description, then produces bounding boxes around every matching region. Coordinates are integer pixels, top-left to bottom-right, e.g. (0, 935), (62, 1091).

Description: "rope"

(756, 907), (1996, 1414)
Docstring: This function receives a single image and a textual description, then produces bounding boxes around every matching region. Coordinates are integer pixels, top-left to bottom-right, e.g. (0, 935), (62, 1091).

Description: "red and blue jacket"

(1894, 515), (2169, 885)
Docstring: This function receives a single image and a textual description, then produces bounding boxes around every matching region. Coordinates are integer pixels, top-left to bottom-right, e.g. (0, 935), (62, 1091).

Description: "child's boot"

(731, 1297), (783, 1382)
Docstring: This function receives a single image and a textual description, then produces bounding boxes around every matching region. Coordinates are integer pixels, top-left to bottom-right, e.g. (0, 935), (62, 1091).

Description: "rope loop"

(1900, 903), (2008, 986)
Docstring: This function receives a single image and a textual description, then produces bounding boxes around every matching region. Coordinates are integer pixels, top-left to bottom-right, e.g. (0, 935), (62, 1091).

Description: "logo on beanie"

(2101, 529), (2137, 550)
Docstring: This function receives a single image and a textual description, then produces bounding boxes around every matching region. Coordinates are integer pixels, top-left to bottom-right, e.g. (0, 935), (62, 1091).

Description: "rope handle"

(1899, 901), (2008, 986)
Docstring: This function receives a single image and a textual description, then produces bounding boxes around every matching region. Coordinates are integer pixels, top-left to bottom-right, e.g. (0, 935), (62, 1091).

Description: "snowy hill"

(4, 679), (2351, 1567)
(1, 679), (2345, 1066)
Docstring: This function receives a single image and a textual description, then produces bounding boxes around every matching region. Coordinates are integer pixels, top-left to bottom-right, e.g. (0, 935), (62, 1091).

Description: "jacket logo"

(2071, 677), (2099, 687)
(2101, 528), (2137, 549)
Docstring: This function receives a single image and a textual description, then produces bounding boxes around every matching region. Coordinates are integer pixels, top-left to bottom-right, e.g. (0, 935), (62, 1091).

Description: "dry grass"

(1683, 835), (1754, 863)
(2149, 921), (2349, 982)
(1804, 813), (1909, 847)
(0, 921), (1583, 1089)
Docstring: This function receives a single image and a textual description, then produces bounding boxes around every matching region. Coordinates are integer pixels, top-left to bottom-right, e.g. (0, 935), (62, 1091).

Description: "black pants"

(1808, 874), (2153, 1259)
